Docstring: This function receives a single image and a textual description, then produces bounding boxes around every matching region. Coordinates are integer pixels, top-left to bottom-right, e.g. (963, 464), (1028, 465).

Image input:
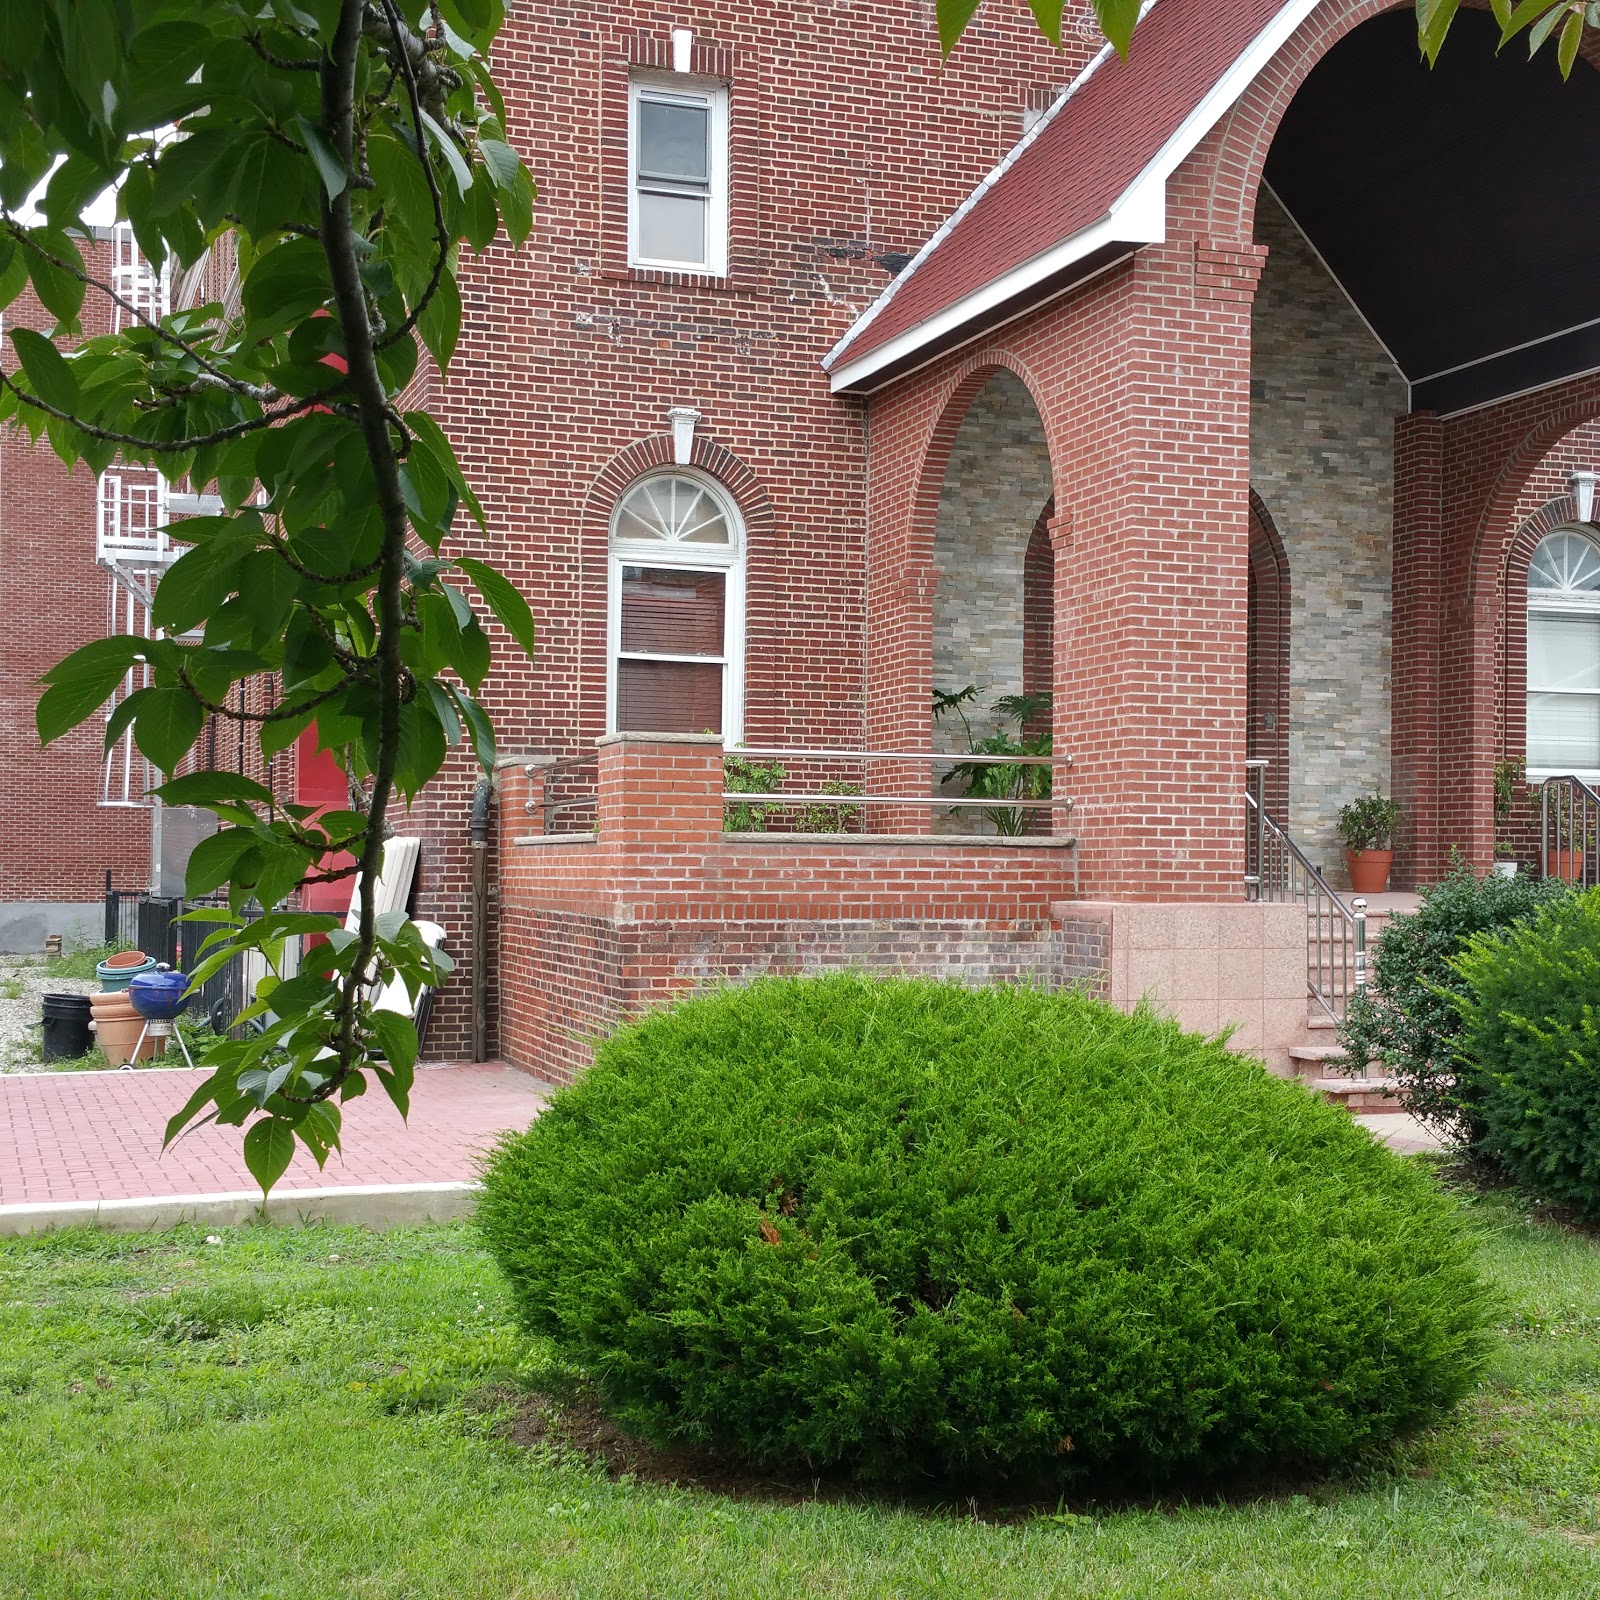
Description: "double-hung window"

(1527, 527), (1600, 776)
(628, 77), (728, 274)
(608, 473), (744, 740)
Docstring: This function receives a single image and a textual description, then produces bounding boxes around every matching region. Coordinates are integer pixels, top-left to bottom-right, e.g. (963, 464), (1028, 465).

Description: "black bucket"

(40, 993), (93, 1062)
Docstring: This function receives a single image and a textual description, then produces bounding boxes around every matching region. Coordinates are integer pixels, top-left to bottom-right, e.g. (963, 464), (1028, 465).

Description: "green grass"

(1, 1186), (1598, 1597)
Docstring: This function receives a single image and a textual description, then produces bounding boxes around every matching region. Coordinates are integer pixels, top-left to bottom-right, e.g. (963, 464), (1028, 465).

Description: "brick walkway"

(0, 1062), (546, 1206)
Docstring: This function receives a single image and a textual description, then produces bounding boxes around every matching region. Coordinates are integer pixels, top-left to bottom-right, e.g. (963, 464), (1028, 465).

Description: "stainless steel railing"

(1539, 774), (1600, 887)
(1245, 759), (1365, 1025)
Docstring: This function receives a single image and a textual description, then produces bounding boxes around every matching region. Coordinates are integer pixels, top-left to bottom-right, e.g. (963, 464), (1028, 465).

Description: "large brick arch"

(1247, 489), (1291, 821)
(1192, 0), (1600, 244)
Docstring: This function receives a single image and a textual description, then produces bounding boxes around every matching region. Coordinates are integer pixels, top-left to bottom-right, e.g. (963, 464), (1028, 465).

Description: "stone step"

(1310, 1075), (1405, 1114)
(1289, 1042), (1347, 1065)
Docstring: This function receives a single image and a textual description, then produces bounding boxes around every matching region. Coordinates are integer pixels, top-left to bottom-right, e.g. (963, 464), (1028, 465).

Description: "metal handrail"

(1539, 774), (1600, 887)
(1245, 761), (1365, 1026)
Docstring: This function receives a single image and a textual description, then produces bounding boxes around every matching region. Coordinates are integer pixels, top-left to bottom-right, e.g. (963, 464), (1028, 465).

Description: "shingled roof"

(824, 0), (1316, 394)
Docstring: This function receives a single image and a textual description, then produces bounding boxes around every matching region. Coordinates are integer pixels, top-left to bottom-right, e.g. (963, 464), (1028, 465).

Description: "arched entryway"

(1247, 492), (1290, 824)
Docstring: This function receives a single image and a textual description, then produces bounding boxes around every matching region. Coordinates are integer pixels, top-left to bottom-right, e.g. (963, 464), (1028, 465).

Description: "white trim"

(627, 74), (729, 276)
(1414, 310), (1600, 386)
(606, 469), (745, 743)
(825, 0), (1323, 393)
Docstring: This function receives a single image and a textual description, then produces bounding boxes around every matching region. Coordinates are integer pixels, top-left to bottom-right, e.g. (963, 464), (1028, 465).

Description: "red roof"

(826, 0), (1291, 384)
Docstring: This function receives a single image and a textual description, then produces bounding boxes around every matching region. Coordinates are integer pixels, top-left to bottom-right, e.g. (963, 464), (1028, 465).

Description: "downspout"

(468, 776), (493, 1062)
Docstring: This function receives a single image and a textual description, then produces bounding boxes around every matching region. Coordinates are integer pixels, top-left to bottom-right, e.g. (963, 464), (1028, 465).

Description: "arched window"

(1527, 527), (1600, 775)
(607, 471), (744, 740)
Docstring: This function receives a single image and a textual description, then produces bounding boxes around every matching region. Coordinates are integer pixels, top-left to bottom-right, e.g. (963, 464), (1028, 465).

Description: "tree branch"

(373, 0), (451, 354)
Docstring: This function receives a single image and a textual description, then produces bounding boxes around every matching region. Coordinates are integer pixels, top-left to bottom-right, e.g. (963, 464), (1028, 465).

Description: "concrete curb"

(0, 1180), (479, 1236)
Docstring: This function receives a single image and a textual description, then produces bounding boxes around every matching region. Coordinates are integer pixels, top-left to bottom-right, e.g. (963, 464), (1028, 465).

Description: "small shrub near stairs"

(478, 975), (1490, 1490)
(1341, 866), (1570, 1145)
(1457, 887), (1600, 1217)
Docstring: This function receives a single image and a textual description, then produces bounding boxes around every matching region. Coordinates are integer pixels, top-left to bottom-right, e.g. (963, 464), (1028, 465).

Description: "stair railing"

(1539, 774), (1600, 887)
(1245, 760), (1362, 1024)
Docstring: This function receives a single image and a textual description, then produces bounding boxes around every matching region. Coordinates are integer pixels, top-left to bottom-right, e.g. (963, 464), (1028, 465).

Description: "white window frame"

(607, 469), (745, 743)
(627, 74), (729, 276)
(1526, 525), (1600, 782)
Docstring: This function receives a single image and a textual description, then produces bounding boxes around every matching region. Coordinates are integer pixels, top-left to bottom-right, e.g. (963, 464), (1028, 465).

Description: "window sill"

(600, 264), (745, 292)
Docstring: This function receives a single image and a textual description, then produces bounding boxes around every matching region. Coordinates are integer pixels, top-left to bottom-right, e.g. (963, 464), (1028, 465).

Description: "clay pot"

(1546, 849), (1585, 883)
(96, 950), (155, 993)
(88, 989), (159, 1067)
(1345, 849), (1394, 895)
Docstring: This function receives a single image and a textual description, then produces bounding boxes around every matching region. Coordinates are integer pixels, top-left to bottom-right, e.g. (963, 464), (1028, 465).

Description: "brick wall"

(495, 735), (1094, 1078)
(408, 1), (1096, 1053)
(1249, 190), (1409, 876)
(0, 235), (151, 932)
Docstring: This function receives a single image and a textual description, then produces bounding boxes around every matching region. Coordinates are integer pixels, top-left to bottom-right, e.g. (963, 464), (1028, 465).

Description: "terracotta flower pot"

(1546, 849), (1585, 883)
(88, 989), (158, 1067)
(1345, 849), (1394, 895)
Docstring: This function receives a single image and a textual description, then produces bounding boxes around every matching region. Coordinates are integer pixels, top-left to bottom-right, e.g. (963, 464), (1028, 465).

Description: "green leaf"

(1025, 1), (1065, 48)
(185, 826), (262, 898)
(155, 771), (275, 808)
(369, 1008), (418, 1077)
(9, 327), (78, 413)
(495, 162), (534, 250)
(454, 556), (535, 661)
(416, 261), (460, 374)
(151, 533), (257, 635)
(36, 636), (148, 743)
(163, 1071), (226, 1147)
(295, 1100), (342, 1167)
(132, 683), (204, 776)
(935, 0), (984, 55)
(1557, 6), (1584, 74)
(243, 1116), (297, 1195)
(404, 410), (484, 529)
(1091, 0), (1143, 56)
(448, 684), (496, 771)
(241, 237), (332, 341)
(295, 115), (347, 199)
(420, 109), (473, 196)
(1418, 0), (1462, 61)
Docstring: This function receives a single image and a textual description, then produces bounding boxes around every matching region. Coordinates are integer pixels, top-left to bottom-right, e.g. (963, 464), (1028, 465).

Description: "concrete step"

(1311, 1075), (1405, 1114)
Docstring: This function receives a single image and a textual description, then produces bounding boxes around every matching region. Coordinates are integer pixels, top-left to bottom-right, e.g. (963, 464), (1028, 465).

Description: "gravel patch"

(0, 956), (99, 1073)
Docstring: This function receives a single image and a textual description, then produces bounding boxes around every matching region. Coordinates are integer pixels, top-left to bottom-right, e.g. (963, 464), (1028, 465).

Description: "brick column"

(1391, 412), (1444, 886)
(595, 733), (724, 847)
(1050, 237), (1264, 899)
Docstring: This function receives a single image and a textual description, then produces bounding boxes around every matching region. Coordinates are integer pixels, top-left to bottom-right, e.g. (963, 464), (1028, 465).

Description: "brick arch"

(583, 432), (775, 544)
(1247, 489), (1291, 821)
(906, 348), (1057, 582)
(1193, 0), (1597, 244)
(1022, 497), (1056, 727)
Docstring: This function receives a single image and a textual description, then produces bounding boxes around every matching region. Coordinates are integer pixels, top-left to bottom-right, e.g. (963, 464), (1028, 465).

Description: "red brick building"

(7, 2), (1600, 1082)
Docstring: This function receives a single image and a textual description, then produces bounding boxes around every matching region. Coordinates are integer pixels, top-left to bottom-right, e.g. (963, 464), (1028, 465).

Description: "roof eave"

(826, 196), (1164, 397)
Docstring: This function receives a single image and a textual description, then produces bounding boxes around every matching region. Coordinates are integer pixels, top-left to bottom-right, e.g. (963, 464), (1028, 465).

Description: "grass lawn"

(2, 1183), (1599, 1598)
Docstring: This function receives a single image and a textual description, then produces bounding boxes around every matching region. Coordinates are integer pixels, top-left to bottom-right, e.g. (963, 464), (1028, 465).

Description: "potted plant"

(1336, 790), (1403, 894)
(1542, 783), (1593, 882)
(1492, 756), (1524, 877)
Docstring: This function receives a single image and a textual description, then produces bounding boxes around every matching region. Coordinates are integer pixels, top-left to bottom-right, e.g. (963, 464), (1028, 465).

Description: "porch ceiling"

(1264, 9), (1600, 416)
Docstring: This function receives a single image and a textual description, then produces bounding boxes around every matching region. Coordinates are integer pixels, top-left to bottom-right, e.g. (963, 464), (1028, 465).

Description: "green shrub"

(1457, 888), (1600, 1216)
(1341, 867), (1570, 1145)
(478, 975), (1490, 1489)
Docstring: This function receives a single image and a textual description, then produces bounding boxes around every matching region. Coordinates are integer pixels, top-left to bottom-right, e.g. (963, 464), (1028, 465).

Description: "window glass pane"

(621, 567), (725, 656)
(1529, 530), (1600, 592)
(637, 191), (706, 265)
(1529, 615), (1600, 691)
(1528, 692), (1600, 770)
(638, 99), (710, 182)
(617, 660), (722, 734)
(614, 477), (732, 546)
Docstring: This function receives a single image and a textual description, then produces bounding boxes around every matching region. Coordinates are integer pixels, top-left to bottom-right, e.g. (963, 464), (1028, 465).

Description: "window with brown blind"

(608, 473), (744, 740)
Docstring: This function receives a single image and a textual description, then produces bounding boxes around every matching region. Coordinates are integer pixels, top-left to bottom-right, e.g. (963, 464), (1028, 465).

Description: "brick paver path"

(0, 1062), (546, 1205)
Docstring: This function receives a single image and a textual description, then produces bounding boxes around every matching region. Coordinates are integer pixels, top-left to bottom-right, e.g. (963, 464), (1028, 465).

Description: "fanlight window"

(612, 475), (732, 546)
(1527, 527), (1600, 773)
(608, 472), (743, 741)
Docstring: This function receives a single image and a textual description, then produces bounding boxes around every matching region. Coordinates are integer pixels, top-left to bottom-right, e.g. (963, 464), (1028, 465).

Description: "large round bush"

(479, 976), (1489, 1487)
(1459, 886), (1600, 1216)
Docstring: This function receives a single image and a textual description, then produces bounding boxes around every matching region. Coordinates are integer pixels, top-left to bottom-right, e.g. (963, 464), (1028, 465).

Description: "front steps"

(1284, 892), (1421, 1114)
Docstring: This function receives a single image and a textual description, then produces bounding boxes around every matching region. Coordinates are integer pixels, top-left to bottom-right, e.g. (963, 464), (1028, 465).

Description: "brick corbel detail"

(1193, 239), (1268, 303)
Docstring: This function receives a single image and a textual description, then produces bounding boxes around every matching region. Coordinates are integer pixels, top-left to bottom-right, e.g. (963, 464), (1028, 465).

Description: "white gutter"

(826, 0), (1325, 395)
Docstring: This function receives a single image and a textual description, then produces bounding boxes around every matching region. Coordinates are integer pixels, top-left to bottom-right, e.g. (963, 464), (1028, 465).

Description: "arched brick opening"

(877, 350), (1058, 754)
(1247, 490), (1290, 822)
(1022, 497), (1056, 726)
